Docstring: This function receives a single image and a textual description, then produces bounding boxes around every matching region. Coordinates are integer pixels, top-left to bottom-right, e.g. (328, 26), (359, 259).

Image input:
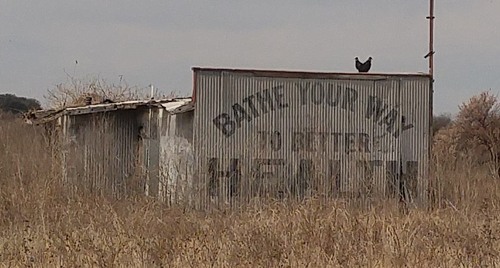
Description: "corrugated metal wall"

(141, 107), (161, 198)
(62, 110), (144, 198)
(192, 69), (432, 209)
(59, 105), (195, 202)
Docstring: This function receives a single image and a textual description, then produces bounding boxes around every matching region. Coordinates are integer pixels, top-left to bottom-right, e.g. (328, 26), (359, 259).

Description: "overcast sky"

(1, 1), (499, 114)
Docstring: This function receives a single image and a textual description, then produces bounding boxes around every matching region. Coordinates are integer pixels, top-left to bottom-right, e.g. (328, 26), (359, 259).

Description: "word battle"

(212, 83), (415, 138)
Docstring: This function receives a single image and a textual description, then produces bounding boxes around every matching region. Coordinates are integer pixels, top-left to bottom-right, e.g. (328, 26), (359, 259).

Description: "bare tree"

(438, 90), (500, 177)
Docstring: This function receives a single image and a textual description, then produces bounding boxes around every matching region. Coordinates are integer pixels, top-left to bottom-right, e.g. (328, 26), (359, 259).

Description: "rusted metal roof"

(25, 97), (193, 125)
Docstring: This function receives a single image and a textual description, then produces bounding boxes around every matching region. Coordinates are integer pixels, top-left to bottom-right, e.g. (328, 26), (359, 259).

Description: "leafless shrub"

(432, 121), (462, 166)
(43, 74), (179, 109)
(433, 90), (500, 177)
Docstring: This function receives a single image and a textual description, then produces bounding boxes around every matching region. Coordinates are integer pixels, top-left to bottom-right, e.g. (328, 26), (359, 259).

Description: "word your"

(212, 83), (415, 138)
(298, 82), (414, 137)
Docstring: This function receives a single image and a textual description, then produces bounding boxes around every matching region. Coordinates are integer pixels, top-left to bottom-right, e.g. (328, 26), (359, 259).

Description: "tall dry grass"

(1, 116), (500, 267)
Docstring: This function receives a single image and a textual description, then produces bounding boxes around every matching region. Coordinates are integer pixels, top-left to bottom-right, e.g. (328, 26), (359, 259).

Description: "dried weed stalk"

(0, 89), (499, 266)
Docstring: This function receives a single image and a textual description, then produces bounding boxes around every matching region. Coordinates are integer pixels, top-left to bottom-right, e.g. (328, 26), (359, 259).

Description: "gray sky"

(1, 1), (499, 114)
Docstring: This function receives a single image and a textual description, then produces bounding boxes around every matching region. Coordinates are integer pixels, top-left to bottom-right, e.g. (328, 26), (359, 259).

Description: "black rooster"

(355, 57), (372, 72)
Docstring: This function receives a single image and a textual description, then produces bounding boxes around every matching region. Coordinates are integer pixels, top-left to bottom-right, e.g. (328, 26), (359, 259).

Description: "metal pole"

(425, 0), (435, 78)
(425, 0), (435, 208)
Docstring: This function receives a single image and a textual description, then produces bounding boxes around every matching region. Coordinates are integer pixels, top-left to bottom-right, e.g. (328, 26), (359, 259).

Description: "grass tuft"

(1, 117), (499, 267)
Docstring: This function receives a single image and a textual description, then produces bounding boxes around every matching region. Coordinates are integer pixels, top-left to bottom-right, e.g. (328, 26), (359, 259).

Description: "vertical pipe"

(145, 84), (154, 197)
(428, 0), (435, 77)
(60, 116), (68, 185)
(427, 0), (435, 209)
(146, 92), (153, 196)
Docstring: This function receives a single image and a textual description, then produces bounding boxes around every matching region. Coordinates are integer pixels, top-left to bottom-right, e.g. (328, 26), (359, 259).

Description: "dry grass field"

(1, 115), (500, 267)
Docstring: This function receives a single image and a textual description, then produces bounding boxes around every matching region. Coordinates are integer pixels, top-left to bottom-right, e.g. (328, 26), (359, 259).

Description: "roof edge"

(24, 97), (193, 125)
(191, 66), (432, 79)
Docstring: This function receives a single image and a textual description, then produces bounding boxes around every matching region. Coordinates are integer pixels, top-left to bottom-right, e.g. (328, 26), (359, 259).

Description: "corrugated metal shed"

(27, 98), (194, 200)
(191, 67), (432, 209)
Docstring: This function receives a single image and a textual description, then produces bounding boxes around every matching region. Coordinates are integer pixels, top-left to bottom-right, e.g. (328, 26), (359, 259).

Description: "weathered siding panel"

(63, 110), (142, 198)
(33, 98), (193, 202)
(192, 68), (432, 209)
(142, 107), (161, 198)
(159, 110), (195, 205)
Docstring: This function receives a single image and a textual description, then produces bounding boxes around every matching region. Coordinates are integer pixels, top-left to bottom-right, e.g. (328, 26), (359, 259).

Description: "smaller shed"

(26, 98), (195, 204)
